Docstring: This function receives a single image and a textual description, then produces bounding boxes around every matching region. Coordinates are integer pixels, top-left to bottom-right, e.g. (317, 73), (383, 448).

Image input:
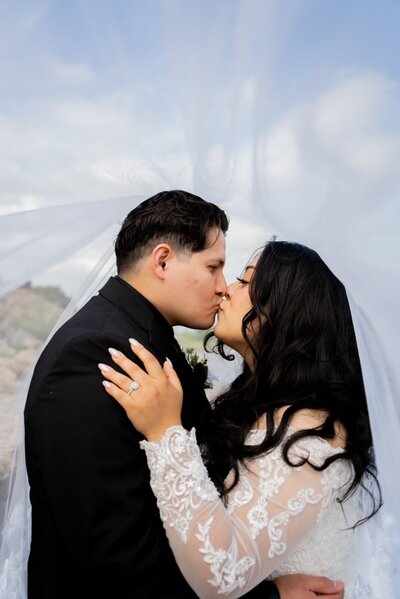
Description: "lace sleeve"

(141, 426), (349, 599)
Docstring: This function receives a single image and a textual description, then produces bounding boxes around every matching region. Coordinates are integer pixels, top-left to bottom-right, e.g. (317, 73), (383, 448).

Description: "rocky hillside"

(0, 285), (69, 396)
(0, 285), (69, 480)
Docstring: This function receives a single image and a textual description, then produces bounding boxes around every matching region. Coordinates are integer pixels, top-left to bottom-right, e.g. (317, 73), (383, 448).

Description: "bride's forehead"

(248, 256), (259, 268)
(241, 256), (259, 274)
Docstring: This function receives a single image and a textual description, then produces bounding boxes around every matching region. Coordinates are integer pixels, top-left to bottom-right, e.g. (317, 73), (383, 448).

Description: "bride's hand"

(99, 338), (183, 441)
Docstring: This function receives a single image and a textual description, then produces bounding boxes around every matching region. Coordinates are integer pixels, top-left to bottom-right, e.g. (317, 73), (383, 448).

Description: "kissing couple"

(25, 190), (381, 598)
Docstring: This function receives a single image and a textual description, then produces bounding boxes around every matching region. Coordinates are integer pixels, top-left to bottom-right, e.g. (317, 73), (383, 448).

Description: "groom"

(25, 190), (344, 599)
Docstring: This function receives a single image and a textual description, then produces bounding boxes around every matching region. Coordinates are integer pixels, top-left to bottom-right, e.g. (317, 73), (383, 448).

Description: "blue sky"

(0, 0), (399, 292)
(3, 1), (399, 118)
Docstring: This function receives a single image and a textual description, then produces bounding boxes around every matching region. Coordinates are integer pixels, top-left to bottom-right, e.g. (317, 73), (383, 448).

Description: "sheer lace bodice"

(141, 426), (363, 599)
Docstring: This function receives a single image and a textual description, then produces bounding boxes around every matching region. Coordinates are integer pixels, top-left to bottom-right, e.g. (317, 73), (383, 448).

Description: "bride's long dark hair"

(202, 241), (380, 522)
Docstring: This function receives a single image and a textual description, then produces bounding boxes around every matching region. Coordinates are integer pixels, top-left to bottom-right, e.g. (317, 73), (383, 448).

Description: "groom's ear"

(151, 244), (173, 280)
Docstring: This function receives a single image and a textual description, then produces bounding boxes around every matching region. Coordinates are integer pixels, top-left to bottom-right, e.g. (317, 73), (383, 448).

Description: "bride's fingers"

(107, 347), (148, 383)
(128, 338), (165, 379)
(163, 359), (183, 394)
(98, 363), (139, 393)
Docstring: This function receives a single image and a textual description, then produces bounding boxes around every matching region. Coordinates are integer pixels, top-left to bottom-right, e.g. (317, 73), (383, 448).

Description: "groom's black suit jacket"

(25, 276), (279, 599)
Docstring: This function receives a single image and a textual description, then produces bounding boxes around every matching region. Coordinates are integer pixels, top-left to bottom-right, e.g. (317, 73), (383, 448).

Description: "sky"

(0, 0), (399, 294)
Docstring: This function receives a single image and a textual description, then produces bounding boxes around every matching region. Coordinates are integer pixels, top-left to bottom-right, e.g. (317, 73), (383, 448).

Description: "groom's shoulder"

(30, 277), (160, 384)
(53, 276), (148, 342)
(33, 292), (131, 370)
(47, 293), (116, 346)
(52, 279), (143, 340)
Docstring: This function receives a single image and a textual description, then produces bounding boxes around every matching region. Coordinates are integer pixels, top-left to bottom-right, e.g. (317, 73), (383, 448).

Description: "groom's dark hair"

(115, 190), (229, 274)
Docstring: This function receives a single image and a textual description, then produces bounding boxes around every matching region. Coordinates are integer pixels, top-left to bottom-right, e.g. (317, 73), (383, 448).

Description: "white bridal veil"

(0, 1), (399, 596)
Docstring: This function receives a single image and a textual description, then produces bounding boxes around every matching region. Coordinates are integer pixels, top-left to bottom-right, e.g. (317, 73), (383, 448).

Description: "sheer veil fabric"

(0, 1), (399, 597)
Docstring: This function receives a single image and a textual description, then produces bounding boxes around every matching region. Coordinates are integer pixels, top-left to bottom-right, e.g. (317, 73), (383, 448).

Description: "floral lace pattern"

(142, 427), (219, 543)
(141, 426), (369, 599)
(196, 517), (255, 594)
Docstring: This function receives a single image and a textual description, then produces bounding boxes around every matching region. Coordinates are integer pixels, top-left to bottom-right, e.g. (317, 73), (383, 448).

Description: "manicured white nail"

(129, 338), (140, 346)
(102, 380), (112, 388)
(108, 348), (122, 359)
(165, 357), (173, 367)
(98, 363), (111, 372)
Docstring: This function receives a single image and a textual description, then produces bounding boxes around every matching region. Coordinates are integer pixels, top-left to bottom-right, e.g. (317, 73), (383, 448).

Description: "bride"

(101, 240), (389, 598)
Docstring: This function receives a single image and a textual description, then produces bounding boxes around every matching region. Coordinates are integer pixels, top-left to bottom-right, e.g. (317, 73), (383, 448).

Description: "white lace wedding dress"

(141, 425), (391, 599)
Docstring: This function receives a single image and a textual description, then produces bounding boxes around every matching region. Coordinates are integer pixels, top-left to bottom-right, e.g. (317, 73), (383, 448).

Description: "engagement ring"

(127, 380), (140, 395)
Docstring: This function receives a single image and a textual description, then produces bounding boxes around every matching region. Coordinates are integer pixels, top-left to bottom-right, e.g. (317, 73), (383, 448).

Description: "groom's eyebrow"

(210, 258), (225, 266)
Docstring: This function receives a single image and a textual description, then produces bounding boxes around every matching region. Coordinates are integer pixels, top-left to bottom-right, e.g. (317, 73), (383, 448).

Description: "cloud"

(0, 45), (398, 293)
(0, 83), (189, 214)
(49, 60), (96, 88)
(312, 72), (400, 176)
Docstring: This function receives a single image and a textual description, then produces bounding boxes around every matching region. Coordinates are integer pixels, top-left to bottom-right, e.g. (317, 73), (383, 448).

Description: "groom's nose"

(215, 272), (227, 297)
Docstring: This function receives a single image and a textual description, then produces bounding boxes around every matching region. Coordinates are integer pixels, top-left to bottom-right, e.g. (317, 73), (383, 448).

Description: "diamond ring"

(127, 380), (140, 395)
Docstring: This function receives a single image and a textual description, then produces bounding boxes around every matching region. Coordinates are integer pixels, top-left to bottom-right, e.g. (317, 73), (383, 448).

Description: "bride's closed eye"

(236, 277), (250, 285)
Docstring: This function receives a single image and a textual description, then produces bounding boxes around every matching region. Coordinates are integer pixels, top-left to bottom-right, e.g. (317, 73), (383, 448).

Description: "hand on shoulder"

(99, 339), (184, 441)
